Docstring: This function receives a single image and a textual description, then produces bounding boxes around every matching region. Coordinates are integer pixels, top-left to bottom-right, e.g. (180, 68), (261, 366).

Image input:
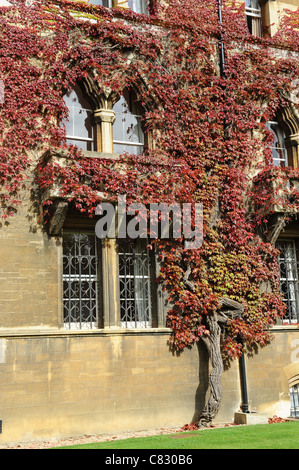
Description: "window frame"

(62, 230), (102, 330)
(118, 238), (154, 328)
(276, 238), (299, 325)
(63, 84), (96, 152)
(89, 0), (112, 6)
(112, 89), (145, 156)
(290, 384), (299, 418)
(245, 0), (262, 37)
(63, 84), (146, 156)
(267, 121), (288, 167)
(62, 221), (158, 330)
(128, 0), (149, 14)
(60, 81), (155, 330)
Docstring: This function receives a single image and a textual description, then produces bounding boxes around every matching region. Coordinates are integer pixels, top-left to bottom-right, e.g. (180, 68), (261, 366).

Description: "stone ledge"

(0, 326), (172, 338)
(234, 411), (269, 425)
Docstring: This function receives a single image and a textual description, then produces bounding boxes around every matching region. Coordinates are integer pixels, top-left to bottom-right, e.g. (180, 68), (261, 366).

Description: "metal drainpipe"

(238, 335), (250, 413)
(217, 0), (226, 79)
(217, 0), (250, 413)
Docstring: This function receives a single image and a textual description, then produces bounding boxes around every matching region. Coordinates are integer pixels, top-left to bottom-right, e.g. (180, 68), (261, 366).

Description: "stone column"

(94, 108), (120, 327)
(101, 238), (121, 328)
(94, 108), (116, 153)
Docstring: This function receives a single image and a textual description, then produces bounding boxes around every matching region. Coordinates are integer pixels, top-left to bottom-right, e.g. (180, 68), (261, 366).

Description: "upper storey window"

(63, 85), (95, 151)
(89, 1), (148, 11)
(128, 0), (148, 14)
(245, 0), (262, 37)
(90, 0), (112, 6)
(113, 89), (144, 155)
(267, 121), (288, 167)
(63, 84), (145, 155)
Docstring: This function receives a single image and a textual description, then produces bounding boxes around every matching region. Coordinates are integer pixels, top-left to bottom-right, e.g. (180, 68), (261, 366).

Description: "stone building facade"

(0, 0), (299, 445)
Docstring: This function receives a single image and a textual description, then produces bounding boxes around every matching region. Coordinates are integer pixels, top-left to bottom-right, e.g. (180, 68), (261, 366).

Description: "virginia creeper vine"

(0, 0), (299, 425)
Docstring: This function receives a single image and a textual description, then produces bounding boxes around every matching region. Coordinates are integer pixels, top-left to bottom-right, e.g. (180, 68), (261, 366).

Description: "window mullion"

(94, 108), (116, 153)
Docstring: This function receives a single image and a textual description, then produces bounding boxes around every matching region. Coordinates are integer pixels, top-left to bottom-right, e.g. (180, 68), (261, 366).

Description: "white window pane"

(128, 0), (148, 14)
(114, 114), (143, 143)
(113, 143), (144, 155)
(126, 115), (143, 143)
(113, 117), (124, 142)
(266, 121), (288, 167)
(64, 108), (74, 136)
(113, 95), (129, 115)
(114, 114), (127, 142)
(74, 108), (93, 140)
(66, 138), (93, 151)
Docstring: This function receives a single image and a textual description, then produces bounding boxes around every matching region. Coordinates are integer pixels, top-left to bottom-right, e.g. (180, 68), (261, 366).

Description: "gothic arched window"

(267, 121), (288, 167)
(63, 84), (95, 151)
(113, 89), (145, 155)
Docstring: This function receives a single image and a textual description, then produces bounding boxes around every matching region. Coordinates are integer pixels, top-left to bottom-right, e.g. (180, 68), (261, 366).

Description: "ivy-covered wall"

(0, 0), (299, 442)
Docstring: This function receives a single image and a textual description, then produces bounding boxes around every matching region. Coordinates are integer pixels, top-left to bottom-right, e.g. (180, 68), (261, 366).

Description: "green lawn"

(55, 421), (299, 449)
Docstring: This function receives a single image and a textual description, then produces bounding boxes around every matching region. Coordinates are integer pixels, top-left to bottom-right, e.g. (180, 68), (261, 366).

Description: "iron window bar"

(118, 239), (152, 328)
(63, 232), (99, 330)
(277, 240), (299, 324)
(290, 384), (299, 418)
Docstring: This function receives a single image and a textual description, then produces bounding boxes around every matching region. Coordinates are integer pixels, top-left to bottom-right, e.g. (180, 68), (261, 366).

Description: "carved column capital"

(94, 109), (116, 125)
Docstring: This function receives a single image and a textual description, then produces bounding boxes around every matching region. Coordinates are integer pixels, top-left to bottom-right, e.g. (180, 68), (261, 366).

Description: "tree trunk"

(197, 316), (223, 427)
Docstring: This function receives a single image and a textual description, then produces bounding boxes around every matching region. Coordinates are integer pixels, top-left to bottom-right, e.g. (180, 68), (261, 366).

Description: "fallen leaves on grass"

(268, 415), (289, 424)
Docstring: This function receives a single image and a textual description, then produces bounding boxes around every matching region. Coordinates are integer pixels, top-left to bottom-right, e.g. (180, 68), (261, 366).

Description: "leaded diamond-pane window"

(63, 232), (99, 329)
(277, 239), (299, 324)
(119, 239), (152, 328)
